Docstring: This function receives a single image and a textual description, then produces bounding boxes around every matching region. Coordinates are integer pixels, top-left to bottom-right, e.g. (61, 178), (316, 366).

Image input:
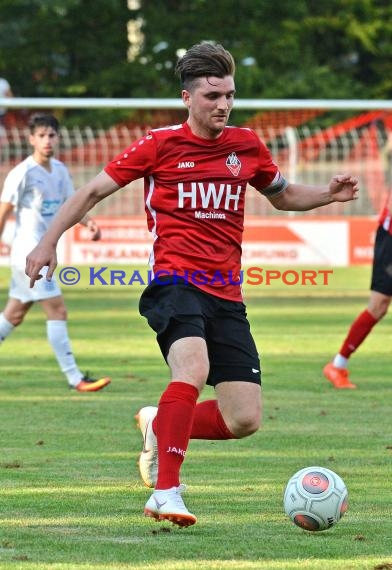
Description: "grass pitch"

(0, 265), (391, 570)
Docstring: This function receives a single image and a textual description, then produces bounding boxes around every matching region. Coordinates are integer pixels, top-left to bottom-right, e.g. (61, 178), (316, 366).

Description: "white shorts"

(9, 265), (62, 303)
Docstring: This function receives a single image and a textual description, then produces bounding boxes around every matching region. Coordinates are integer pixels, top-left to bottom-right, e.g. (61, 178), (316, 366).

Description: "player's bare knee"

(8, 313), (24, 327)
(378, 300), (390, 319)
(57, 308), (67, 320)
(168, 339), (210, 385)
(368, 294), (391, 320)
(192, 363), (210, 385)
(370, 304), (388, 321)
(5, 307), (27, 326)
(230, 412), (261, 438)
(40, 297), (68, 321)
(171, 361), (209, 386)
(48, 307), (67, 320)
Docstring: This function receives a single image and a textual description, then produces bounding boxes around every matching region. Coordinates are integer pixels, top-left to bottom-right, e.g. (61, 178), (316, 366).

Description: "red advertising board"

(0, 216), (375, 267)
(348, 217), (377, 265)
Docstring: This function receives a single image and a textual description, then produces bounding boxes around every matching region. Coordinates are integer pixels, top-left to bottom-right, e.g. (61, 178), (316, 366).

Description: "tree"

(0, 0), (391, 127)
(0, 0), (130, 97)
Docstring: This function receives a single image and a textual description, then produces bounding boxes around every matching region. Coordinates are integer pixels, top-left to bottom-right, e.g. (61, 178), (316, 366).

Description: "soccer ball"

(283, 466), (348, 531)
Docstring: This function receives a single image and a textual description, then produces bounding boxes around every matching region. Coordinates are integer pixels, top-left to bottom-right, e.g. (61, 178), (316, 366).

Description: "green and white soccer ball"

(283, 466), (348, 531)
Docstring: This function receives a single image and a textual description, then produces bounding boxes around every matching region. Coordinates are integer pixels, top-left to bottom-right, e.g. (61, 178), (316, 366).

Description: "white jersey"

(1, 155), (74, 265)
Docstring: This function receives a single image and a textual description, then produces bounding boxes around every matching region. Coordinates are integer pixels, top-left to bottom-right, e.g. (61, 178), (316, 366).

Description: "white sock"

(46, 320), (83, 386)
(332, 354), (348, 369)
(0, 313), (15, 343)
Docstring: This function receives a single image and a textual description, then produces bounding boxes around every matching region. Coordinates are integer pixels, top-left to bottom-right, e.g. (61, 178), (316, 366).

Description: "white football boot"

(135, 406), (158, 488)
(144, 484), (197, 527)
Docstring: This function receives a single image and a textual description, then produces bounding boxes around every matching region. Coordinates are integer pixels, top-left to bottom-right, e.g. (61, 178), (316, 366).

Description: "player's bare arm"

(0, 201), (13, 239)
(268, 174), (359, 211)
(25, 170), (119, 286)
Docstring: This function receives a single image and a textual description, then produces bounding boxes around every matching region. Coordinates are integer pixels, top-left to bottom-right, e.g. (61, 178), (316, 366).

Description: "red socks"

(190, 399), (235, 440)
(339, 309), (378, 358)
(153, 383), (236, 490)
(155, 381), (198, 490)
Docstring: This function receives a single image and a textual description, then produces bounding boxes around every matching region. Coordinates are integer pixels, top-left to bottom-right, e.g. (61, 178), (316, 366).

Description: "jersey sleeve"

(104, 132), (157, 187)
(1, 166), (24, 207)
(249, 134), (289, 197)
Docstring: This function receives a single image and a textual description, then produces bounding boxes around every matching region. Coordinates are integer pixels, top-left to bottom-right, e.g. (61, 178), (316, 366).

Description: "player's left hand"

(86, 219), (101, 241)
(329, 174), (359, 202)
(25, 243), (58, 288)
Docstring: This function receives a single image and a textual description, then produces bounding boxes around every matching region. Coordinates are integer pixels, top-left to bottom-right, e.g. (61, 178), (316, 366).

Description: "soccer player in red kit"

(26, 42), (359, 527)
(323, 198), (392, 388)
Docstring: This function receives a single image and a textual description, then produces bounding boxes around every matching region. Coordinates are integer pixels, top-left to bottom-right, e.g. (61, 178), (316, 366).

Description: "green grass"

(0, 266), (392, 570)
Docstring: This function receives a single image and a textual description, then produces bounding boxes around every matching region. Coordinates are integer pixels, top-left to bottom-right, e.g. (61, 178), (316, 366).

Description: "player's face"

(183, 76), (235, 140)
(29, 126), (59, 163)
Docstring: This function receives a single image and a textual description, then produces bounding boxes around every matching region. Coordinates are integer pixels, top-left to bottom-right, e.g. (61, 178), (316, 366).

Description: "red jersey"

(104, 121), (288, 301)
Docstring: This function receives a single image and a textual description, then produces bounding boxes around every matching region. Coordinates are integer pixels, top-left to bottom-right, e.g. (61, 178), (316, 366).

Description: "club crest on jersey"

(226, 152), (241, 176)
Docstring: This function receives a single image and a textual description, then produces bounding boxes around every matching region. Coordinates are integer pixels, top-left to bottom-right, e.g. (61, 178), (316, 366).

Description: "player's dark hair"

(28, 113), (59, 133)
(175, 42), (235, 90)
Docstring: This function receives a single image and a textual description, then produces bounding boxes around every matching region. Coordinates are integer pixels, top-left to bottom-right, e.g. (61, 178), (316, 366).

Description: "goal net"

(1, 100), (391, 220)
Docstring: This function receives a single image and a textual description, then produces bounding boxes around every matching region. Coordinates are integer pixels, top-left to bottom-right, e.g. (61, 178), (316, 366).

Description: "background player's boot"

(323, 362), (357, 389)
(74, 373), (111, 392)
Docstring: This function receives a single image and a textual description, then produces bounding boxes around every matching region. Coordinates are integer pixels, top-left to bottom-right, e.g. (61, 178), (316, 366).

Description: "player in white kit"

(0, 113), (111, 392)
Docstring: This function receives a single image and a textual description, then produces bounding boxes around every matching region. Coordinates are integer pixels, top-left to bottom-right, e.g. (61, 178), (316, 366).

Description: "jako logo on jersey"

(178, 182), (242, 210)
(226, 151), (241, 176)
(177, 161), (195, 168)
